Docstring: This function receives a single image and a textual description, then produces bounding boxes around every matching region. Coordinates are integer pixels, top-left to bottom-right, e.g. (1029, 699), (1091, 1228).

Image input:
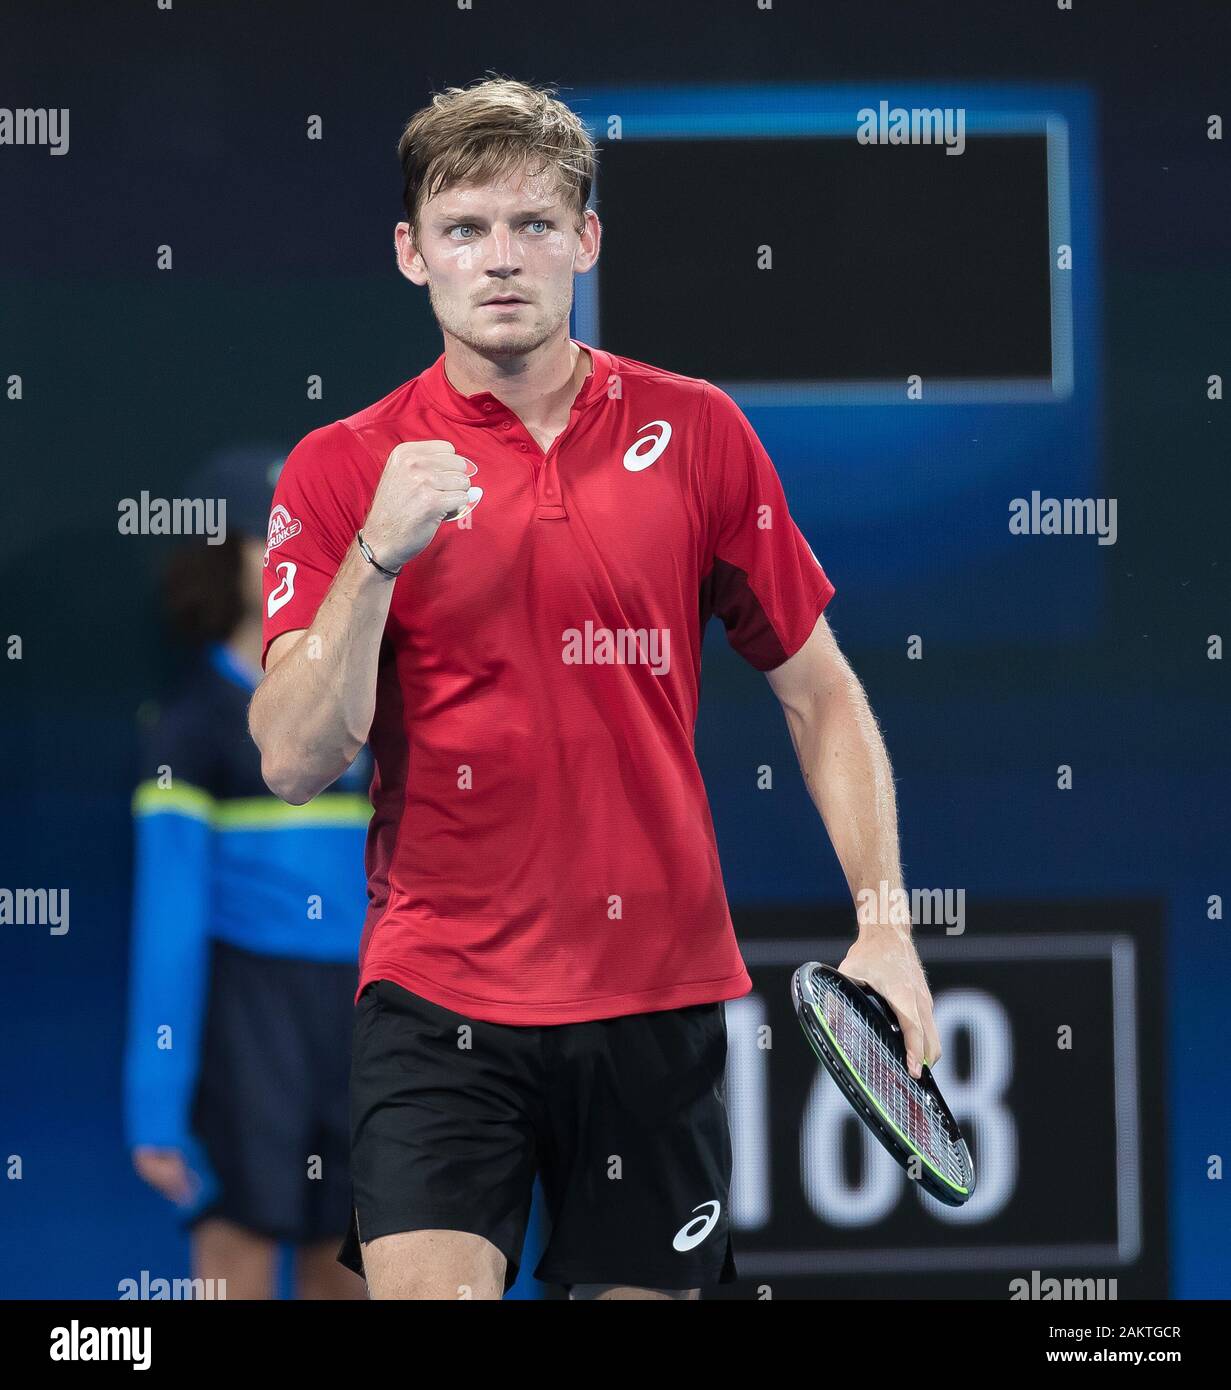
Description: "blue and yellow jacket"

(123, 642), (370, 1155)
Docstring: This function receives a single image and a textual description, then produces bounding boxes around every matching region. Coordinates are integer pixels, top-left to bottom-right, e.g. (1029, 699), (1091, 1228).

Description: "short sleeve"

(261, 422), (369, 666)
(699, 384), (836, 670)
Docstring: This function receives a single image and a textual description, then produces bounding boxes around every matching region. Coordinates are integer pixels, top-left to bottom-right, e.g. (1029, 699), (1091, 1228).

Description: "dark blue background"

(1, 0), (1227, 1298)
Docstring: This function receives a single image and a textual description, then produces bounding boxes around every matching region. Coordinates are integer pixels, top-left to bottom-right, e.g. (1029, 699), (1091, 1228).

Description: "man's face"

(396, 160), (600, 358)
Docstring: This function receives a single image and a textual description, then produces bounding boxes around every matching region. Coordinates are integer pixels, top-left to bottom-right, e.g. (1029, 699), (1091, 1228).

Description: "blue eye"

(448, 220), (550, 238)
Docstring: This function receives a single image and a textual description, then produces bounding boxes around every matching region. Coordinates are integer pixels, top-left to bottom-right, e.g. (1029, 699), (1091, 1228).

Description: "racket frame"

(792, 961), (975, 1206)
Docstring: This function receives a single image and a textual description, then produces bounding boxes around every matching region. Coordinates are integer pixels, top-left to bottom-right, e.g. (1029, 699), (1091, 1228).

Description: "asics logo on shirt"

(672, 1200), (721, 1252)
(267, 561), (297, 617)
(622, 419), (672, 472)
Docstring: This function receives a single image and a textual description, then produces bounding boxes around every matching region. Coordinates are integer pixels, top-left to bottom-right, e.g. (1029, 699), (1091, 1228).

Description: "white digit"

(920, 989), (1017, 1223)
(726, 994), (771, 1229)
(802, 1065), (900, 1226)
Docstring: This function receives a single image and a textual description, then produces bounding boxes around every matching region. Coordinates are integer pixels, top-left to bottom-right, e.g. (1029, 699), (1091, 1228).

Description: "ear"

(394, 222), (428, 286)
(574, 208), (601, 275)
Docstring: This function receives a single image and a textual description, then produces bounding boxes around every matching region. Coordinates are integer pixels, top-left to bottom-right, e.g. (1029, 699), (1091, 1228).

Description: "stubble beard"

(430, 280), (571, 360)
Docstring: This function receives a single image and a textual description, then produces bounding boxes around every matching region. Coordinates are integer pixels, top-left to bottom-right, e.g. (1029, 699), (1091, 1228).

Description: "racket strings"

(813, 976), (968, 1186)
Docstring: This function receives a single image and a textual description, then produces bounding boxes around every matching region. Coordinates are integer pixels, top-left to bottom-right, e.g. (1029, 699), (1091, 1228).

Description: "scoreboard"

(715, 901), (1166, 1299)
(570, 81), (1104, 647)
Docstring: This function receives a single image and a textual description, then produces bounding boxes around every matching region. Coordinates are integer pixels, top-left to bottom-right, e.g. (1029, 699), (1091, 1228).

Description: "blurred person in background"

(123, 447), (370, 1299)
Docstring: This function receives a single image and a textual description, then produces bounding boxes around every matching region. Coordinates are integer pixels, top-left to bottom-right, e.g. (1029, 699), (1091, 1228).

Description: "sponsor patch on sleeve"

(263, 504), (302, 565)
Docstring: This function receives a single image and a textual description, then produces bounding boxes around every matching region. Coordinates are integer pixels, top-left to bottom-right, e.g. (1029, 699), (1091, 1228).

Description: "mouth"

(480, 296), (528, 307)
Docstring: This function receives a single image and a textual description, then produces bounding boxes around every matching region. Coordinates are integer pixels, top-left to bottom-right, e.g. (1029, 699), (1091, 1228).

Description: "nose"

(486, 222), (520, 273)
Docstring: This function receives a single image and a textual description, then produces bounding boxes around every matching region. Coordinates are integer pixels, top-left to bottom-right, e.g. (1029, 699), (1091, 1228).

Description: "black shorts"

(189, 940), (355, 1244)
(341, 979), (737, 1293)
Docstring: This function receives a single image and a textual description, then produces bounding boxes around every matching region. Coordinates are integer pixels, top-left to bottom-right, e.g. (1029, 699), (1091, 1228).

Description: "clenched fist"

(361, 440), (480, 571)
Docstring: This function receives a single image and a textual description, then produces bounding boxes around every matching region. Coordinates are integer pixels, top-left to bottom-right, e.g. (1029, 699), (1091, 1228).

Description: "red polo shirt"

(262, 339), (835, 1024)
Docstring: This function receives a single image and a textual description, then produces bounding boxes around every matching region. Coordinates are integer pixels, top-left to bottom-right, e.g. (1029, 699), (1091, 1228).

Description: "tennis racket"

(791, 961), (976, 1206)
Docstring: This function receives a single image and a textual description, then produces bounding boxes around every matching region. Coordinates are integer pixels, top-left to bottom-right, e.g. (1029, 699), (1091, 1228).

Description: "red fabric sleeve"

(700, 383), (836, 671)
(261, 422), (370, 667)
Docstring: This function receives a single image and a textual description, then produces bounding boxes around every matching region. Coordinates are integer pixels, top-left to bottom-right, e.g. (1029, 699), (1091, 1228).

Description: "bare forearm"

(781, 675), (904, 919)
(769, 625), (940, 1073)
(250, 542), (395, 803)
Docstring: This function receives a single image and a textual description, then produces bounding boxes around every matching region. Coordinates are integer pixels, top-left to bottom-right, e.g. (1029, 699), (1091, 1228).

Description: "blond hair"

(398, 75), (597, 241)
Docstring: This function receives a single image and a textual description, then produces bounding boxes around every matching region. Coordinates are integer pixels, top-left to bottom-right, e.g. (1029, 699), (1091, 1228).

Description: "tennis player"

(250, 76), (941, 1300)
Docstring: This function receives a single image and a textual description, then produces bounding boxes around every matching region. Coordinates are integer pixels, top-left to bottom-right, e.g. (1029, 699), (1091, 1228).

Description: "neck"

(442, 330), (591, 429)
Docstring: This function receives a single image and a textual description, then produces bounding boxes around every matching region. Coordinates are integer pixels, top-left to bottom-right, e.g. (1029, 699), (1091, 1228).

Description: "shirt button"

(482, 402), (495, 413)
(519, 443), (529, 451)
(501, 420), (512, 430)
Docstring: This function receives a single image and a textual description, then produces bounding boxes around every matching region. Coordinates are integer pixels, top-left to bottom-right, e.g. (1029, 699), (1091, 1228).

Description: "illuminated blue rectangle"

(569, 82), (1103, 644)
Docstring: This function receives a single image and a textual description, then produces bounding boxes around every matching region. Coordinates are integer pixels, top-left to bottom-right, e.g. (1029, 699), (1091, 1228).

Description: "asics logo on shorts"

(622, 419), (672, 472)
(672, 1199), (721, 1252)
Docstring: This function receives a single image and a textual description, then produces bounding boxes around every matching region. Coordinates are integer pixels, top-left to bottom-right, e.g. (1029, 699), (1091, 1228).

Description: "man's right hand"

(360, 440), (478, 571)
(254, 440), (474, 803)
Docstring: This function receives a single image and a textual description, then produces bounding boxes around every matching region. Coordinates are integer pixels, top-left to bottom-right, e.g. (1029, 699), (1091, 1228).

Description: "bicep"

(264, 628), (307, 674)
(764, 612), (853, 715)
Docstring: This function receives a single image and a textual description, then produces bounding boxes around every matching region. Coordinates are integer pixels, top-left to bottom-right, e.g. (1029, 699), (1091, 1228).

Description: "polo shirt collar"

(421, 339), (611, 424)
